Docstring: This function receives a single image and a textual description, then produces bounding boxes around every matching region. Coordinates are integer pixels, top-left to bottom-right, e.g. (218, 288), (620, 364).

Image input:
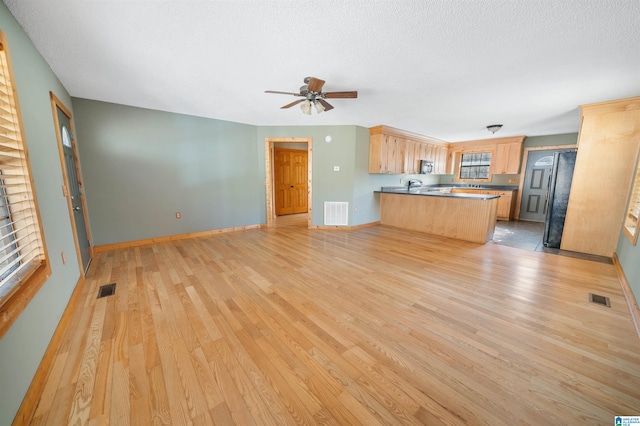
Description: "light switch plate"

(333, 166), (340, 171)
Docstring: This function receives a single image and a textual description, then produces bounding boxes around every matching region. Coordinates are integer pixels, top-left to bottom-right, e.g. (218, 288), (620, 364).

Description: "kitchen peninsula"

(376, 187), (499, 244)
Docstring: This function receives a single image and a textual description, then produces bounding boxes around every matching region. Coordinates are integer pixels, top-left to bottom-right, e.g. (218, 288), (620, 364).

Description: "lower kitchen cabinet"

(494, 190), (517, 221)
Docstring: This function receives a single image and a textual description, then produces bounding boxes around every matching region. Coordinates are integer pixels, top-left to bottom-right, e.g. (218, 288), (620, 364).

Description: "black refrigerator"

(543, 150), (577, 248)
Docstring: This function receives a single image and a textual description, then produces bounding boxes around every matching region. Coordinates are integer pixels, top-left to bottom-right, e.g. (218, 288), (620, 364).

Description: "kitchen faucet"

(407, 179), (423, 189)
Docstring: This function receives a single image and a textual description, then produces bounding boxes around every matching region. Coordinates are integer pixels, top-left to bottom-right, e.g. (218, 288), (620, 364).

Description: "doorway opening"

(264, 138), (312, 228)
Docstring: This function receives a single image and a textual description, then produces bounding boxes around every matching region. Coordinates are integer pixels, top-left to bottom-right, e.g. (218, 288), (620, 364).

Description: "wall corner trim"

(613, 252), (640, 342)
(13, 274), (86, 425)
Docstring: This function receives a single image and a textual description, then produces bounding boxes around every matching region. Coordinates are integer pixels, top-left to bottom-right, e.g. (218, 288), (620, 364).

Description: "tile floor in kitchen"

(492, 220), (612, 264)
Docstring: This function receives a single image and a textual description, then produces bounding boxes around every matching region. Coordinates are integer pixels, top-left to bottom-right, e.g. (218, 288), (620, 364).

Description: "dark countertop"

(376, 187), (499, 200)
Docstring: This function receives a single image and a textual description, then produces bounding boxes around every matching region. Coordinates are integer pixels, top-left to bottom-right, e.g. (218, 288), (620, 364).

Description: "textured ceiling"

(4, 0), (640, 142)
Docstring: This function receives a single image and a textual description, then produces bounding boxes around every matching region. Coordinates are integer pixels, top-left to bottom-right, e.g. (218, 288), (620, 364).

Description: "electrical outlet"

(176, 212), (181, 219)
(333, 166), (340, 172)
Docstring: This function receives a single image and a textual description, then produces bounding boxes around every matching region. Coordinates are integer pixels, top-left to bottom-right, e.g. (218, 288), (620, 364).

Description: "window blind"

(0, 42), (45, 298)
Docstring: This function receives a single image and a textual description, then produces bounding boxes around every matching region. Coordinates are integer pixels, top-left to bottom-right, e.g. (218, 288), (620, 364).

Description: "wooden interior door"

(274, 148), (308, 215)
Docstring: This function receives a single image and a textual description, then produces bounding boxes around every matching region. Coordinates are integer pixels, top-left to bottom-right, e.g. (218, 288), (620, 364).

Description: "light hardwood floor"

(26, 224), (640, 425)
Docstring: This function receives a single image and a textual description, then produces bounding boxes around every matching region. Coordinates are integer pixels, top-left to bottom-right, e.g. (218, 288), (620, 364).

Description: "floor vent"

(589, 293), (610, 307)
(324, 202), (349, 226)
(97, 283), (116, 299)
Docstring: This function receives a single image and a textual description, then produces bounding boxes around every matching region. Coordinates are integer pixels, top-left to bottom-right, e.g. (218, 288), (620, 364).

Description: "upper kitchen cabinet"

(446, 136), (525, 177)
(494, 139), (524, 174)
(369, 126), (449, 174)
(369, 132), (405, 174)
(448, 136), (524, 175)
(561, 97), (640, 257)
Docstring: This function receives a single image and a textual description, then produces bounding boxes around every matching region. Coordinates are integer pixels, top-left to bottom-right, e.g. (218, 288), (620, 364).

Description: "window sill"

(624, 225), (639, 246)
(0, 261), (51, 339)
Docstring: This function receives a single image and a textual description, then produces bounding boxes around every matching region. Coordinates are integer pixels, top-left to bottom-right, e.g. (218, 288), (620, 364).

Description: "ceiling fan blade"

(265, 90), (303, 96)
(324, 91), (358, 99)
(281, 99), (305, 109)
(306, 77), (325, 93)
(317, 98), (334, 111)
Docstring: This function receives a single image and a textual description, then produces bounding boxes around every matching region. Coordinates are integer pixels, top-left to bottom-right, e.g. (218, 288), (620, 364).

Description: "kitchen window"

(0, 32), (50, 339)
(458, 151), (492, 180)
(623, 155), (640, 245)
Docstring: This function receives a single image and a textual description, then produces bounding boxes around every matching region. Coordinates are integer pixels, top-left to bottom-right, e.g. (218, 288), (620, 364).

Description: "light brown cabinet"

(446, 137), (524, 177)
(494, 142), (523, 174)
(560, 97), (640, 257)
(404, 139), (418, 174)
(494, 191), (517, 220)
(435, 145), (448, 174)
(369, 126), (449, 175)
(369, 133), (405, 174)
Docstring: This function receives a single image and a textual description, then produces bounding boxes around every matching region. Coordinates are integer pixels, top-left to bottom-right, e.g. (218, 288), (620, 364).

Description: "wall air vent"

(324, 202), (349, 226)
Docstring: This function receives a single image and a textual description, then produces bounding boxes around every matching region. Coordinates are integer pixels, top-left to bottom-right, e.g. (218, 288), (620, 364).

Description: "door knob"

(73, 206), (81, 211)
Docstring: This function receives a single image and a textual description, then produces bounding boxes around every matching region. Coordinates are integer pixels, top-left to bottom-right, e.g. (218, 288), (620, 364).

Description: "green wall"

(0, 4), (84, 424)
(73, 103), (423, 241)
(523, 133), (578, 148)
(72, 99), (261, 246)
(616, 148), (640, 307)
(617, 236), (640, 306)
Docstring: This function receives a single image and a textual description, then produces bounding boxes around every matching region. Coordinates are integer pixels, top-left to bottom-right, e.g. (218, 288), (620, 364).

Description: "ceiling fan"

(265, 77), (358, 114)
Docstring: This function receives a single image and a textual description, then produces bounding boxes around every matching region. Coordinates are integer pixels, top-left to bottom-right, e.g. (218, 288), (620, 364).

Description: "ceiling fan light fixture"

(487, 124), (503, 134)
(265, 77), (357, 114)
(300, 99), (312, 115)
